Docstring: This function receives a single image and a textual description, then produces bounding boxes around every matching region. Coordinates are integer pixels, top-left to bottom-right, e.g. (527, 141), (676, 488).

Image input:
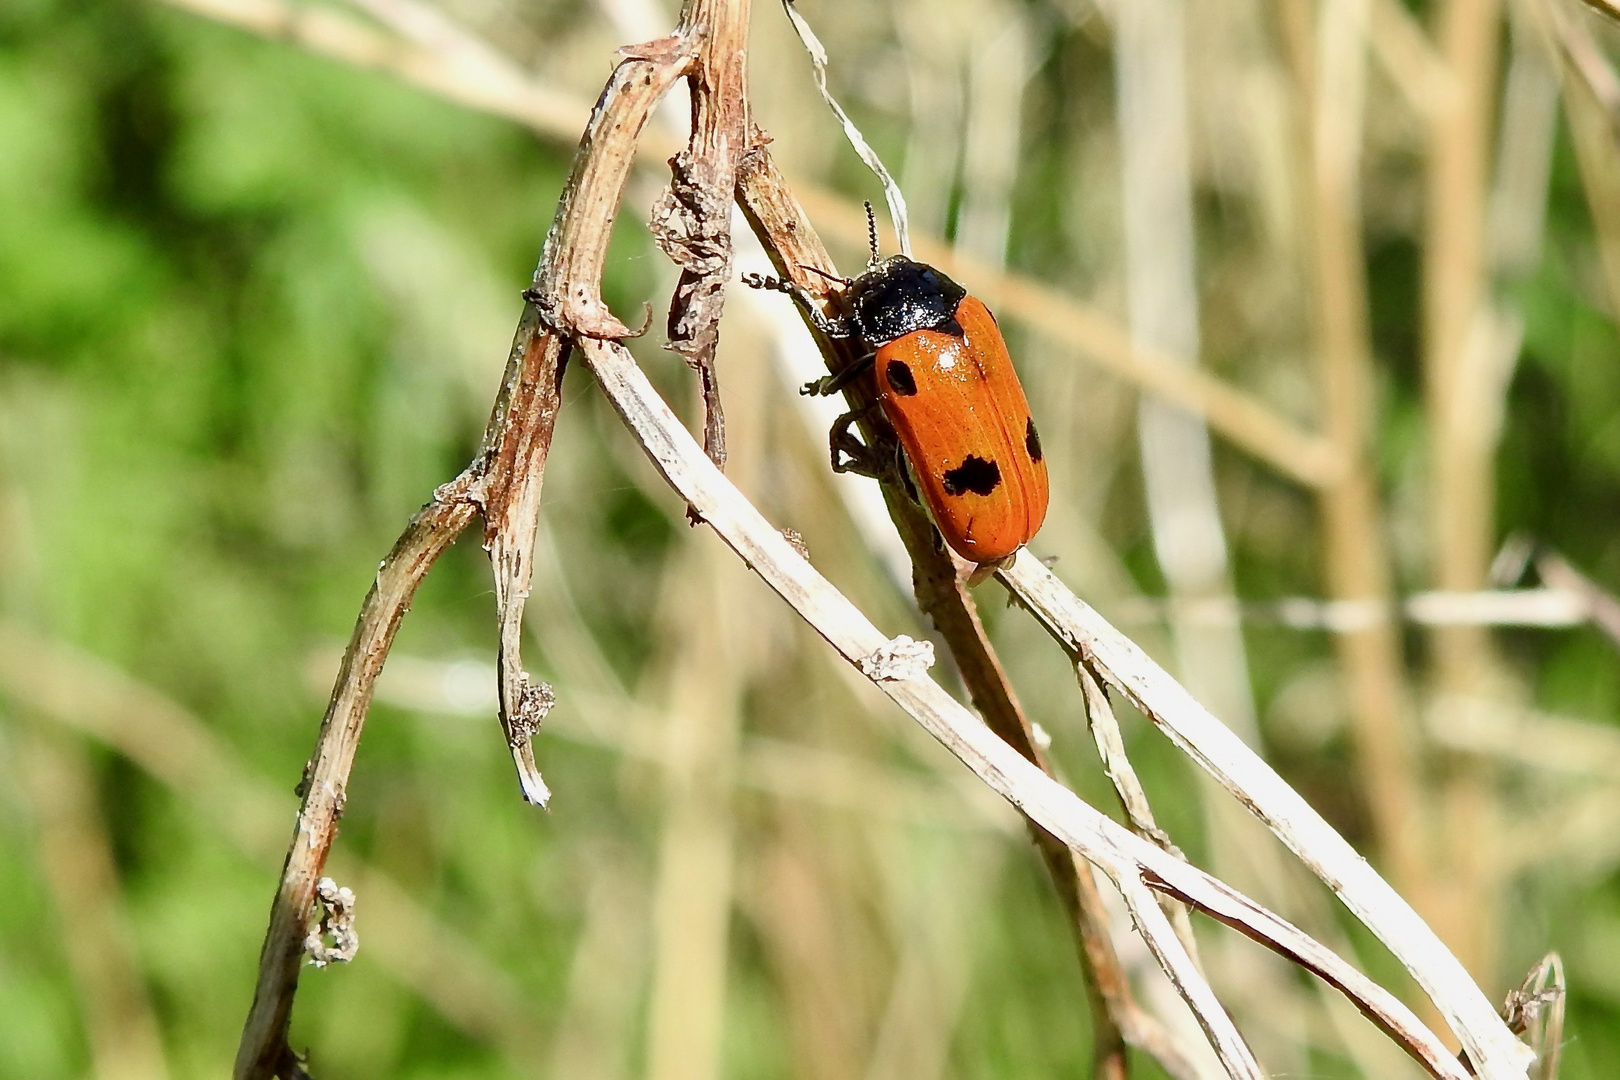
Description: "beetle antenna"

(864, 201), (880, 266)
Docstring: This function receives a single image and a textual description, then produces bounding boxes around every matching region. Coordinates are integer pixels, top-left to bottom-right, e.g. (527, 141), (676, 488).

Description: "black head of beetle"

(843, 257), (967, 346)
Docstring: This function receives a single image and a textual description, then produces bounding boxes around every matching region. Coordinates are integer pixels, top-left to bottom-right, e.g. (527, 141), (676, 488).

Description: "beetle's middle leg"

(802, 352), (875, 398)
(828, 406), (888, 479)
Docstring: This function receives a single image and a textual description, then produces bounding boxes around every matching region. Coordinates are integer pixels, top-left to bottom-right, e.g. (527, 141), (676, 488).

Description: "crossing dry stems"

(219, 1), (1538, 1078)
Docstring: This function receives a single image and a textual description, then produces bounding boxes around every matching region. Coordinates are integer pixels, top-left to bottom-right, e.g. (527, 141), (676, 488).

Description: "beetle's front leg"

(742, 272), (849, 339)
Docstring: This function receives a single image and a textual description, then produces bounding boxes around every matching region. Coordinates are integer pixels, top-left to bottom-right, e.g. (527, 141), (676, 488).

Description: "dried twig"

(578, 329), (1482, 1080)
(234, 5), (706, 1073)
(235, 493), (480, 1079)
(1076, 664), (1202, 970)
(997, 554), (1534, 1079)
(1118, 881), (1260, 1080)
(1077, 664), (1180, 859)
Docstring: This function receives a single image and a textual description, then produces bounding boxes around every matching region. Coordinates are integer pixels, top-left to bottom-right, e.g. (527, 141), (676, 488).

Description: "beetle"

(744, 208), (1048, 565)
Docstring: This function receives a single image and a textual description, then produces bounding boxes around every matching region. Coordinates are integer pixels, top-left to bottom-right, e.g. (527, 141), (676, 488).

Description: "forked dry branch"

(225, 1), (1537, 1079)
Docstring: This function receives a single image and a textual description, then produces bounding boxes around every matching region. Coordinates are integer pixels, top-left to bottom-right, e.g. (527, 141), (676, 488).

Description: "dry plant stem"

(1118, 881), (1261, 1080)
(1300, 0), (1429, 897)
(1077, 664), (1202, 964)
(907, 537), (1202, 1080)
(1077, 664), (1178, 856)
(235, 492), (479, 1080)
(237, 10), (709, 1074)
(152, 0), (1337, 493)
(654, 0), (752, 466)
(486, 327), (569, 806)
(579, 332), (1476, 1080)
(734, 146), (1198, 1080)
(997, 554), (1534, 1079)
(1069, 860), (1188, 1080)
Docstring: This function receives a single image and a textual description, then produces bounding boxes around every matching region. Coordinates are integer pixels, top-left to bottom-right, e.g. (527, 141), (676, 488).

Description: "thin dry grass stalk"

(997, 555), (1532, 1078)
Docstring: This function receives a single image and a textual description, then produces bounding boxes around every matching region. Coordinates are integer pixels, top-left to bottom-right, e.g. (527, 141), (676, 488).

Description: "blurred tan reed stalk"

(643, 311), (774, 1080)
(12, 729), (170, 1080)
(545, 858), (647, 1080)
(1423, 0), (1511, 984)
(1287, 0), (1431, 910)
(643, 540), (750, 1080)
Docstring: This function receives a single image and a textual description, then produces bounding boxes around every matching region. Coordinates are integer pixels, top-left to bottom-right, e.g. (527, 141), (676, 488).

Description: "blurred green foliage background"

(3, 0), (1620, 1076)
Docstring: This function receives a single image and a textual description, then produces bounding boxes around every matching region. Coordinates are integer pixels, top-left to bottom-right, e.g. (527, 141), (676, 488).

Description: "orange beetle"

(746, 233), (1048, 565)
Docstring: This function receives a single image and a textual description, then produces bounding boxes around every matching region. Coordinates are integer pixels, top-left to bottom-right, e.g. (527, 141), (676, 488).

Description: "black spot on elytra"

(942, 455), (1001, 496)
(885, 359), (918, 396)
(1025, 418), (1043, 462)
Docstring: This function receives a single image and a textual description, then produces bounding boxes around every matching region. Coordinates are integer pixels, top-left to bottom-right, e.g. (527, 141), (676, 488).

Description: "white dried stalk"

(1078, 662), (1175, 852)
(1119, 882), (1261, 1080)
(577, 333), (1479, 1080)
(1077, 662), (1203, 965)
(997, 553), (1534, 1079)
(778, 0), (912, 257)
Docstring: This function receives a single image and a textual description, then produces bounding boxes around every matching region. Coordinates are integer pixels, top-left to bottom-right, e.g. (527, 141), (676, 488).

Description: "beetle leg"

(828, 407), (887, 478)
(801, 352), (875, 397)
(742, 272), (849, 338)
